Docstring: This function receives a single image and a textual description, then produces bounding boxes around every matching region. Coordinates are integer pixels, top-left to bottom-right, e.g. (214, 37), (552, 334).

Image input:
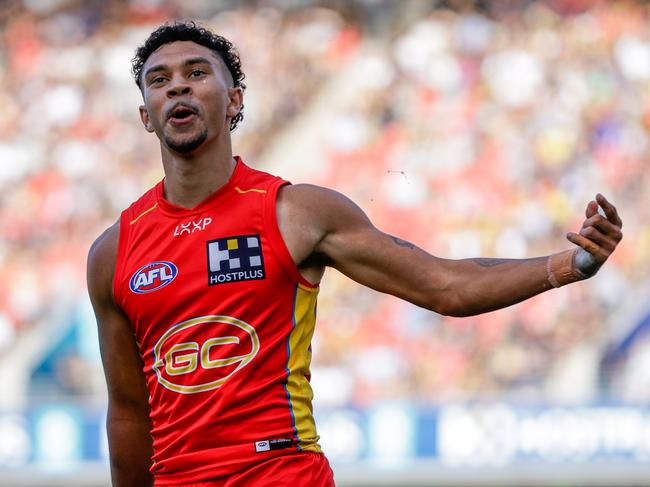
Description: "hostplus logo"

(206, 235), (265, 285)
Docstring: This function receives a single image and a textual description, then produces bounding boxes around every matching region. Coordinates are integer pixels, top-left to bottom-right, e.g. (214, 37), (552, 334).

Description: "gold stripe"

(286, 286), (321, 452)
(130, 202), (158, 225)
(235, 186), (267, 194)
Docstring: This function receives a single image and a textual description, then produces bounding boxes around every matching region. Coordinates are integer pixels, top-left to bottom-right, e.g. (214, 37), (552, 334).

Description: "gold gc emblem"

(152, 315), (260, 394)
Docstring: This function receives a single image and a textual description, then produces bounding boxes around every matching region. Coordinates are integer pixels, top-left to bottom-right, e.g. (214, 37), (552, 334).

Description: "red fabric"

(155, 452), (336, 487)
(114, 157), (320, 484)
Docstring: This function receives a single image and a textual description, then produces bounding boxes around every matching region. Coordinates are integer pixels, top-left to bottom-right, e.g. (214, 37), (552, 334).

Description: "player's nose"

(166, 76), (192, 98)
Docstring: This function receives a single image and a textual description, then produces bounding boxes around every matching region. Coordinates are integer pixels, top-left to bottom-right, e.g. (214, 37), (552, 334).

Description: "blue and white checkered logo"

(206, 235), (265, 285)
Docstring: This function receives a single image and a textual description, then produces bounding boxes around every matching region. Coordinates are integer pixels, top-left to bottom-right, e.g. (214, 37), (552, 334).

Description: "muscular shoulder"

(276, 183), (373, 266)
(277, 184), (370, 232)
(87, 221), (120, 302)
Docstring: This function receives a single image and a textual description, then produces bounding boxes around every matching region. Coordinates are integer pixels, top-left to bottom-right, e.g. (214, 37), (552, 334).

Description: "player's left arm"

(277, 185), (622, 317)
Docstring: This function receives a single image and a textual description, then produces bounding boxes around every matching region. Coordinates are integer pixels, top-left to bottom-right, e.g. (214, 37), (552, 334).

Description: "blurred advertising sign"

(318, 403), (650, 466)
(0, 414), (30, 467)
(436, 404), (650, 466)
(1, 404), (650, 469)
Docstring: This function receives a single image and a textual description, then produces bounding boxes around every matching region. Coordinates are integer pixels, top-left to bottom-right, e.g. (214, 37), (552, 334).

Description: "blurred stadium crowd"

(0, 0), (649, 412)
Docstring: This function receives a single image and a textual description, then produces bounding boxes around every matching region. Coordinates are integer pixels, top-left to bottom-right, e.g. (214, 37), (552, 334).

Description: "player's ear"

(226, 86), (243, 118)
(139, 105), (155, 133)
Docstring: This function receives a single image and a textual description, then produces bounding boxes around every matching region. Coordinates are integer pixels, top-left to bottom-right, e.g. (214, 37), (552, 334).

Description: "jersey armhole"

(263, 179), (319, 290)
(112, 211), (131, 305)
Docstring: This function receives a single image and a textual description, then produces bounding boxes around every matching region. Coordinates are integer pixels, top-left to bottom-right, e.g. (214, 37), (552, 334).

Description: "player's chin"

(164, 130), (208, 154)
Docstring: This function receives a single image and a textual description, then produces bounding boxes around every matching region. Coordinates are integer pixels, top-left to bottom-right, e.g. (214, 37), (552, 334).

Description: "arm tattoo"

(471, 258), (511, 267)
(391, 236), (415, 249)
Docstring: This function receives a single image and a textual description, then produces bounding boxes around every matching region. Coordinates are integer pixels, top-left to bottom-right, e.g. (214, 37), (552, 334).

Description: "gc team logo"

(152, 315), (260, 394)
(129, 261), (178, 294)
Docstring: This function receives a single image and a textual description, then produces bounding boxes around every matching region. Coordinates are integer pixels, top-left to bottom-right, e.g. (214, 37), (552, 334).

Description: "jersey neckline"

(155, 156), (245, 217)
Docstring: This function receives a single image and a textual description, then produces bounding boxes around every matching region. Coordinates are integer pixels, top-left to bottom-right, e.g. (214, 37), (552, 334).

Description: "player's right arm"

(87, 222), (153, 487)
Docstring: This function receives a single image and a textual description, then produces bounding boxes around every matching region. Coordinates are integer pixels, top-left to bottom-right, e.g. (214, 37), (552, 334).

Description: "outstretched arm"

(279, 186), (622, 317)
(87, 223), (154, 487)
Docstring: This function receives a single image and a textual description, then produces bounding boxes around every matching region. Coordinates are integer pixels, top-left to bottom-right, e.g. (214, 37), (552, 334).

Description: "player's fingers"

(578, 226), (618, 252)
(583, 216), (624, 242)
(566, 232), (607, 264)
(596, 193), (623, 229)
(585, 200), (598, 219)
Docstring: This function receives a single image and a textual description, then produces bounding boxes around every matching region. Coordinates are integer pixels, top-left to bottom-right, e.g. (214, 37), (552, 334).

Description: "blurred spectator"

(0, 0), (359, 398)
(0, 0), (648, 407)
(306, 0), (650, 406)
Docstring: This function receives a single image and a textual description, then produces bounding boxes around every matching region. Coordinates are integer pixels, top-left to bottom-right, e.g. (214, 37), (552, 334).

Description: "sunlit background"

(1, 0), (649, 485)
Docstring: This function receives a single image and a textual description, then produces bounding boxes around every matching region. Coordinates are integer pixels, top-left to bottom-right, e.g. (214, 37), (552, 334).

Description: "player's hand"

(566, 193), (623, 277)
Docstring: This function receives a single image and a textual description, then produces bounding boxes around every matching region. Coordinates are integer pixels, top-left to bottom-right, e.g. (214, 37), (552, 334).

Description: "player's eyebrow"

(144, 64), (168, 80)
(183, 56), (213, 67)
(144, 57), (214, 80)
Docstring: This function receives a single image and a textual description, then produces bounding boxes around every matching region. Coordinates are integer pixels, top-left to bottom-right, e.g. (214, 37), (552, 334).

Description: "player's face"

(138, 41), (242, 155)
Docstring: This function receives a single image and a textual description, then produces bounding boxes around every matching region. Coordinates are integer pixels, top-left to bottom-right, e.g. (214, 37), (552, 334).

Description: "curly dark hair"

(132, 21), (246, 131)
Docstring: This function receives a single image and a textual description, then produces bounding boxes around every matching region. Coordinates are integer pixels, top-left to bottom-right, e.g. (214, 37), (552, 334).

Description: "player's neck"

(160, 139), (236, 209)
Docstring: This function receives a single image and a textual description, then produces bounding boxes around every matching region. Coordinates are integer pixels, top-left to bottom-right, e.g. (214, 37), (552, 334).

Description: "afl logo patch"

(129, 261), (178, 294)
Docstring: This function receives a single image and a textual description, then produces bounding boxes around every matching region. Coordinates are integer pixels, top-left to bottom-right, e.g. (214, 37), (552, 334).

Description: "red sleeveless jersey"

(113, 157), (321, 485)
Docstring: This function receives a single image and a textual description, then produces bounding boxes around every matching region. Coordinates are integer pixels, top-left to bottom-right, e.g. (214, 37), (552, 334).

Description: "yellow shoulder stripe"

(130, 202), (158, 225)
(235, 186), (267, 194)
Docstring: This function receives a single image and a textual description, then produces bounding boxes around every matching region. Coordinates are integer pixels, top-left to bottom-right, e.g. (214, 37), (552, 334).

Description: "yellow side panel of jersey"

(285, 284), (321, 452)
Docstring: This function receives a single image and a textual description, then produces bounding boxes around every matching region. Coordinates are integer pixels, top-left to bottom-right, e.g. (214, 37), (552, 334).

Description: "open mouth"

(168, 105), (198, 124)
